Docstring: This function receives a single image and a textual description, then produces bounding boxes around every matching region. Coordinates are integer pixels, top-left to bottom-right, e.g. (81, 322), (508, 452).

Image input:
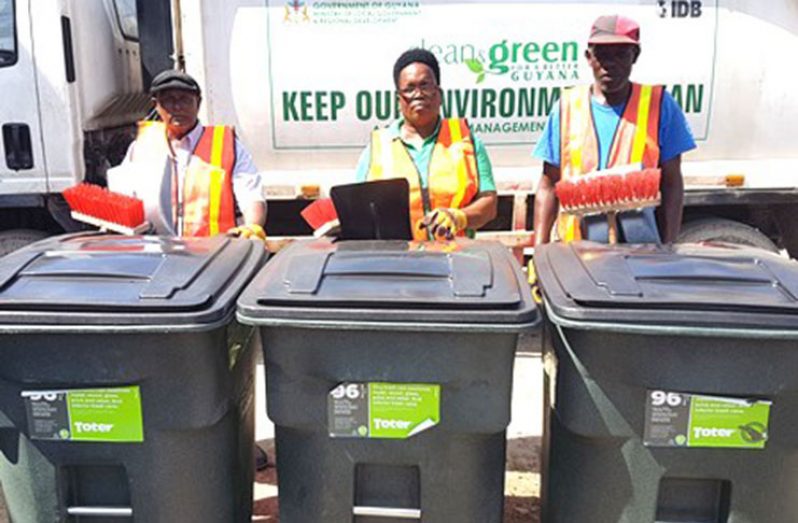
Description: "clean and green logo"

(465, 40), (579, 84)
(421, 37), (580, 84)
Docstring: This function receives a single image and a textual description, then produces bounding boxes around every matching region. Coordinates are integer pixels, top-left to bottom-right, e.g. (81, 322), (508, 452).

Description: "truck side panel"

(28, 0), (81, 192)
(0, 0), (48, 195)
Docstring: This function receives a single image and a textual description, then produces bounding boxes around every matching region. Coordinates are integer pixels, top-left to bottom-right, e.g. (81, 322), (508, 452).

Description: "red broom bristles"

(300, 198), (338, 230)
(63, 183), (145, 228)
(555, 168), (661, 213)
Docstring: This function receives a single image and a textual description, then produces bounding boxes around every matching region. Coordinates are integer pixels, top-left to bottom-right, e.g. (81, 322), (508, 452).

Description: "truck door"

(0, 0), (47, 194)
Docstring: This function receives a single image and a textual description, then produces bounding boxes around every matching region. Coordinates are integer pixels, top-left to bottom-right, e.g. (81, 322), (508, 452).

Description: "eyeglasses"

(398, 81), (439, 99)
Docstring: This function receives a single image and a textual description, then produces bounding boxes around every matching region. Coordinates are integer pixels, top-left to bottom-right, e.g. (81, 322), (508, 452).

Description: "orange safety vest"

(366, 118), (479, 241)
(558, 83), (663, 241)
(135, 121), (237, 237)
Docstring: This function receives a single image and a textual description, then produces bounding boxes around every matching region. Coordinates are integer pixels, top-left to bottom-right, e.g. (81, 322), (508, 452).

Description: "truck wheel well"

(678, 217), (779, 253)
(0, 206), (63, 235)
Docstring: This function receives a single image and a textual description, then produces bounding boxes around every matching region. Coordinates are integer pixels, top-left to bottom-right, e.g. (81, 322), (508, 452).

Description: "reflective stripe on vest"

(183, 125), (236, 237)
(134, 122), (236, 237)
(558, 83), (663, 241)
(367, 118), (479, 241)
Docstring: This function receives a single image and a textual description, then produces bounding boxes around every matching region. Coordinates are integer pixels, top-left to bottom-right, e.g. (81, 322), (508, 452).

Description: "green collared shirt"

(355, 118), (496, 192)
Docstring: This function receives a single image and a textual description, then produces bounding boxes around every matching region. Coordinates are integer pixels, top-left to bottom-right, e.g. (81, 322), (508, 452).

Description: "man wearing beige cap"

(533, 14), (696, 244)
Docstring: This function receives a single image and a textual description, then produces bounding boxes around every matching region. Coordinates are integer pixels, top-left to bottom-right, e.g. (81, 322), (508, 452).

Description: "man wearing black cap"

(119, 69), (266, 240)
(533, 14), (696, 245)
(354, 48), (497, 241)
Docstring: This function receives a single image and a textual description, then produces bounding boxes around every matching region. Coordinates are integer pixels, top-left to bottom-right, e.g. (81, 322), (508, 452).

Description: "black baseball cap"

(149, 69), (201, 95)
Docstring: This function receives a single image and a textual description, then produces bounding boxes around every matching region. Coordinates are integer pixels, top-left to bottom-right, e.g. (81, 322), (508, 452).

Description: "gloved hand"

(227, 223), (266, 242)
(527, 259), (543, 305)
(418, 208), (468, 240)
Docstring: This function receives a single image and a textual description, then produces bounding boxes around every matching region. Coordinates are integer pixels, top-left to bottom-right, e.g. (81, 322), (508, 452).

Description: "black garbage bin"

(237, 238), (539, 523)
(0, 232), (265, 523)
(534, 240), (798, 523)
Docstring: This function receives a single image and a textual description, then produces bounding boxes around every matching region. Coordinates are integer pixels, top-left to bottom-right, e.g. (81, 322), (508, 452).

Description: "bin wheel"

(0, 229), (49, 257)
(677, 218), (779, 253)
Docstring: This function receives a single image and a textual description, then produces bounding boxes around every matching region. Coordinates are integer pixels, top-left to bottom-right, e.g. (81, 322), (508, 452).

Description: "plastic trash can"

(0, 233), (265, 523)
(534, 240), (798, 523)
(237, 238), (539, 523)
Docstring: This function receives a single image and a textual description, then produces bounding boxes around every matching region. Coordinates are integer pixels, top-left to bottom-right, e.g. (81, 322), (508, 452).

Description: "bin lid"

(0, 233), (265, 327)
(534, 241), (798, 329)
(237, 239), (538, 329)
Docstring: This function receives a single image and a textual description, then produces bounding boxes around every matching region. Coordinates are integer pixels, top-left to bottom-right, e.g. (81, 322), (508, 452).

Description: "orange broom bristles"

(63, 183), (145, 228)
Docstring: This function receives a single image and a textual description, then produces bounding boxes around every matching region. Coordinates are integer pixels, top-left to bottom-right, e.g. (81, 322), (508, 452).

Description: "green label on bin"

(643, 390), (770, 450)
(328, 382), (440, 439)
(22, 387), (144, 443)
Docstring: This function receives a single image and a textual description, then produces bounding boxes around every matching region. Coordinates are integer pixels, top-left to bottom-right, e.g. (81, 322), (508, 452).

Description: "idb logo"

(658, 0), (702, 18)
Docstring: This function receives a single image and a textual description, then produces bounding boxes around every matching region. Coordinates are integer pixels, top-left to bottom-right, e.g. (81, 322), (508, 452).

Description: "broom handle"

(607, 211), (619, 244)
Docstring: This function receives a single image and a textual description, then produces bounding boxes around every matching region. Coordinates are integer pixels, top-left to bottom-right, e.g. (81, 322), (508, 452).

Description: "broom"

(300, 197), (339, 237)
(62, 183), (150, 235)
(555, 166), (661, 243)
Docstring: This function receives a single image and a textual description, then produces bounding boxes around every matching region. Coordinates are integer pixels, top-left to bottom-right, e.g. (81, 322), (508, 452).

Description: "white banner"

(268, 0), (716, 149)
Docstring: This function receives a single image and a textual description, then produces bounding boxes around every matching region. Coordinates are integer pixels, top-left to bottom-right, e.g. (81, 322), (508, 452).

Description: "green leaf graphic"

(465, 59), (484, 74)
(477, 72), (486, 84)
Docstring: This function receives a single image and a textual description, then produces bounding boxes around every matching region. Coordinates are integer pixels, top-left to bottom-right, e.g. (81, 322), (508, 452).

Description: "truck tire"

(677, 218), (779, 253)
(0, 229), (49, 257)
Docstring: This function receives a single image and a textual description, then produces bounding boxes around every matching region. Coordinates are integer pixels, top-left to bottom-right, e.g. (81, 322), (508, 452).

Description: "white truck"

(1, 0), (797, 257)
